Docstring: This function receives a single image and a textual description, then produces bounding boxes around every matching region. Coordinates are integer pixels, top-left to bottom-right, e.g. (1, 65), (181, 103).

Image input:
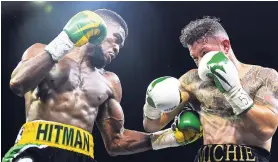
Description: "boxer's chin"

(87, 46), (107, 69)
(89, 55), (106, 69)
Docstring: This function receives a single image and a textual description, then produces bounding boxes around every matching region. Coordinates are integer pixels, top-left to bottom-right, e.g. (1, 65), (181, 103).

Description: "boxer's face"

(85, 22), (125, 68)
(188, 36), (230, 67)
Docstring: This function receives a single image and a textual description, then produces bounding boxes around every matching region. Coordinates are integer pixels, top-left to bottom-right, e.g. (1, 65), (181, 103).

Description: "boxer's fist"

(45, 10), (107, 62)
(143, 76), (181, 120)
(64, 10), (107, 47)
(151, 109), (202, 150)
(198, 51), (240, 93)
(198, 51), (254, 115)
(171, 110), (202, 144)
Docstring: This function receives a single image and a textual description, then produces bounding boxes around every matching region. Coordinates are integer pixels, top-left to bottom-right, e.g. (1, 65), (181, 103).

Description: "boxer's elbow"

(104, 138), (121, 156)
(106, 146), (118, 157)
(10, 78), (25, 97)
(105, 141), (122, 156)
(256, 114), (278, 141)
(255, 127), (276, 141)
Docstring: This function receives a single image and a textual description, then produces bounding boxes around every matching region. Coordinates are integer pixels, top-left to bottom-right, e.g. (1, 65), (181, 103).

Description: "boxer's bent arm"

(143, 70), (195, 132)
(10, 43), (56, 96)
(96, 98), (152, 156)
(96, 73), (152, 156)
(242, 68), (278, 141)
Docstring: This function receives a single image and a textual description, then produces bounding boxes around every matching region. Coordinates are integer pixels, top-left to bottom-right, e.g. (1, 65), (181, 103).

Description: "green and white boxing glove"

(45, 10), (107, 62)
(143, 76), (182, 120)
(151, 110), (203, 150)
(198, 51), (254, 115)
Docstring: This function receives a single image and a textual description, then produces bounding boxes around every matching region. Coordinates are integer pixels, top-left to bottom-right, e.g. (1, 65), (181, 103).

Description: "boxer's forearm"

(10, 51), (55, 96)
(243, 104), (278, 141)
(106, 129), (152, 156)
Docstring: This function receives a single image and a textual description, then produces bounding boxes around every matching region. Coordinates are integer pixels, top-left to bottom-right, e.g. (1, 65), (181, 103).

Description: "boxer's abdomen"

(27, 90), (99, 132)
(200, 112), (272, 151)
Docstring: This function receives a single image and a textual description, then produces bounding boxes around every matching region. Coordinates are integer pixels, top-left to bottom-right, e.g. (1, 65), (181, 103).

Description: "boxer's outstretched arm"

(96, 73), (152, 156)
(242, 68), (278, 141)
(10, 43), (55, 96)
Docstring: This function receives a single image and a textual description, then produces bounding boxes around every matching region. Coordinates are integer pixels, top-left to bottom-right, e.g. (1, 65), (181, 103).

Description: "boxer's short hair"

(95, 9), (128, 41)
(179, 16), (228, 48)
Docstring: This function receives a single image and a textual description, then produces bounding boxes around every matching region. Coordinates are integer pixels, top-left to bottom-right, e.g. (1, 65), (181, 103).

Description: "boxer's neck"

(228, 50), (252, 79)
(66, 47), (95, 69)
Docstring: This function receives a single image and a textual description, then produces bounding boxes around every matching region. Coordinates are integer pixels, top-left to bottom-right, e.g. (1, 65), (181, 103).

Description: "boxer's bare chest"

(191, 65), (263, 117)
(36, 58), (112, 106)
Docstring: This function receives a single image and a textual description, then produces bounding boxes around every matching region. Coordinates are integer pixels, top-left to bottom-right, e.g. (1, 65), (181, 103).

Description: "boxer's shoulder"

(242, 64), (278, 97)
(102, 70), (122, 102)
(179, 69), (201, 92)
(179, 69), (201, 84)
(102, 70), (120, 84)
(245, 65), (278, 84)
(254, 65), (278, 80)
(254, 65), (278, 92)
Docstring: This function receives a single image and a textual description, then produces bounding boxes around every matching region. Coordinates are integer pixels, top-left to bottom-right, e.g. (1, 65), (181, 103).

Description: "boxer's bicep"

(95, 73), (126, 149)
(95, 98), (126, 150)
(96, 98), (152, 155)
(252, 68), (278, 131)
(254, 68), (278, 114)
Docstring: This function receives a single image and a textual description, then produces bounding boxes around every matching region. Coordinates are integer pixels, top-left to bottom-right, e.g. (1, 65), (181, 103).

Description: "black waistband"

(196, 144), (270, 162)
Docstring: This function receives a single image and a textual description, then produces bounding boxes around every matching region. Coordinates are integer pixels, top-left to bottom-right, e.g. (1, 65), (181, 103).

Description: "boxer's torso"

(24, 52), (115, 132)
(182, 65), (272, 151)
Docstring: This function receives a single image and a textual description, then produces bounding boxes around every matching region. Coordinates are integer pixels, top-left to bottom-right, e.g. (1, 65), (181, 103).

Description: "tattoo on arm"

(254, 68), (278, 112)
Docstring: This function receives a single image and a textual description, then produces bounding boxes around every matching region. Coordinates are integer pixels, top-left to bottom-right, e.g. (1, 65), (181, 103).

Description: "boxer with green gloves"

(5, 9), (166, 162)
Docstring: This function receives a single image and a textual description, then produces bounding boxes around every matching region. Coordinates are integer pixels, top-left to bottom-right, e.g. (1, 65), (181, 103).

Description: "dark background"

(2, 1), (278, 162)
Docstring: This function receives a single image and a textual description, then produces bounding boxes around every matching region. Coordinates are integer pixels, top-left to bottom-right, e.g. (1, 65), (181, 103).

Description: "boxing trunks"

(194, 144), (270, 162)
(2, 120), (96, 162)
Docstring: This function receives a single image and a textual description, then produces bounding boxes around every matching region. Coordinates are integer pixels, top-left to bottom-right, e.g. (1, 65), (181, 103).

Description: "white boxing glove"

(198, 51), (254, 115)
(143, 76), (182, 120)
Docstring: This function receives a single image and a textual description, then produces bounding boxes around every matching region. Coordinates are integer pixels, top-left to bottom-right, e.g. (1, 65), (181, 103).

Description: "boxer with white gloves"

(144, 17), (278, 162)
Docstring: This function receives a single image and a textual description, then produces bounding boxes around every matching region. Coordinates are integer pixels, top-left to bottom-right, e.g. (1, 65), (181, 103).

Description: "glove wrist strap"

(45, 31), (74, 62)
(143, 103), (162, 120)
(151, 128), (182, 150)
(225, 86), (254, 115)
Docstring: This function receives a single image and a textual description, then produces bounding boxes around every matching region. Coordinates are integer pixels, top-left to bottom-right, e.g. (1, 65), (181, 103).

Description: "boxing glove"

(172, 110), (203, 144)
(151, 109), (202, 150)
(198, 51), (254, 115)
(45, 10), (107, 62)
(143, 76), (182, 120)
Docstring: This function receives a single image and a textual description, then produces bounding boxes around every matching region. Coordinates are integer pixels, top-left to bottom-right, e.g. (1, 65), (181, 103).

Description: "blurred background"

(2, 1), (278, 162)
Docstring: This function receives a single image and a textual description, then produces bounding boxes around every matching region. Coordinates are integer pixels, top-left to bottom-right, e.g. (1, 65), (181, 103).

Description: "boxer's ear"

(221, 39), (230, 55)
